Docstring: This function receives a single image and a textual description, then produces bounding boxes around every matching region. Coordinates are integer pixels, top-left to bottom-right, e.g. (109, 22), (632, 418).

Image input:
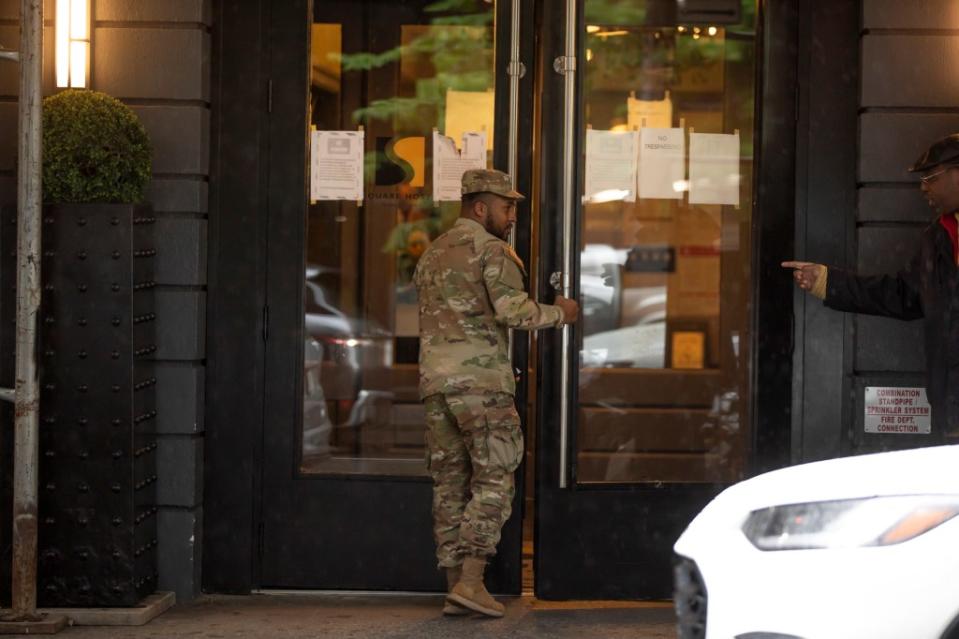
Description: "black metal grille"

(1, 204), (157, 607)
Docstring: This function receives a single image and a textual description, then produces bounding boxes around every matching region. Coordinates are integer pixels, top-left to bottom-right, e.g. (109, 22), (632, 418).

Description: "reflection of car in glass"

(302, 267), (394, 458)
(674, 445), (959, 639)
(579, 244), (667, 368)
(581, 323), (665, 368)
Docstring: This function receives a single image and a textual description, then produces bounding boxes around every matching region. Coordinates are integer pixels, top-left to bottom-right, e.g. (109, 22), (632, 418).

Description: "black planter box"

(0, 203), (158, 607)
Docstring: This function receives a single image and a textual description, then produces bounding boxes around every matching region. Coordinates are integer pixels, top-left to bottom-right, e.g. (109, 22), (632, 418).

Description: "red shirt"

(940, 213), (958, 264)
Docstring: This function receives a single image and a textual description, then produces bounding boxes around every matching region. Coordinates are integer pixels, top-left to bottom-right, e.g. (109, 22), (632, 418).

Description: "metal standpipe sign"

(864, 386), (932, 435)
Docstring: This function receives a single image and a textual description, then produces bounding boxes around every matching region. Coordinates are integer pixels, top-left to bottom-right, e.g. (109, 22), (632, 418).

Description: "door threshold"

(254, 590), (674, 609)
(526, 599), (673, 610)
(253, 589), (441, 597)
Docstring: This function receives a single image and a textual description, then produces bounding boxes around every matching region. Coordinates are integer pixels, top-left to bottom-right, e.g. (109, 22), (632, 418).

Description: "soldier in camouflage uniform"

(414, 168), (579, 617)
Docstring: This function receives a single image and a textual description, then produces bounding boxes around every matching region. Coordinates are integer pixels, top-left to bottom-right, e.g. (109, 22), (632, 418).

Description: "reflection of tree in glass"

(333, 0), (494, 128)
(584, 0), (649, 25)
(588, 31), (675, 105)
(382, 190), (443, 286)
(585, 0), (756, 29)
(586, 2), (757, 82)
(583, 0), (757, 138)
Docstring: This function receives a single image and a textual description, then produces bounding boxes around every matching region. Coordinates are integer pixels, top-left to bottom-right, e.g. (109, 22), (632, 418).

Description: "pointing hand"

(781, 261), (825, 292)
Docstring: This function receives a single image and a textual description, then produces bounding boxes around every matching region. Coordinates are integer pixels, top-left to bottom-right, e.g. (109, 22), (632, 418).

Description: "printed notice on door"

(432, 130), (487, 202)
(688, 132), (740, 206)
(864, 386), (932, 434)
(638, 127), (685, 200)
(310, 130), (365, 201)
(585, 129), (637, 203)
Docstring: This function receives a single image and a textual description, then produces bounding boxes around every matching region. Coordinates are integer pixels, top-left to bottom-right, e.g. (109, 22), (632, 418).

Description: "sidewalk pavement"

(57, 593), (679, 639)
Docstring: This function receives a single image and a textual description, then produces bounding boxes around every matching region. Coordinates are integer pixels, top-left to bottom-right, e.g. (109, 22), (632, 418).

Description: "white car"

(674, 445), (959, 639)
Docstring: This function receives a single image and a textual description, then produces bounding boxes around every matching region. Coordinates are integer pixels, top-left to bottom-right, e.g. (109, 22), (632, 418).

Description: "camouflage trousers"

(423, 392), (524, 569)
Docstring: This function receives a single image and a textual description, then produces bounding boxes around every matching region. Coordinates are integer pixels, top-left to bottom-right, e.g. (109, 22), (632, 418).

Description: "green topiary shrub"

(42, 89), (152, 204)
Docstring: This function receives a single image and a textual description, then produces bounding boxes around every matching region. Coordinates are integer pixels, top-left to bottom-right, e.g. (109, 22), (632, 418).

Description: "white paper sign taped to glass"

(627, 92), (673, 131)
(638, 127), (685, 200)
(432, 130), (487, 202)
(864, 386), (932, 435)
(585, 129), (637, 203)
(445, 89), (494, 152)
(688, 132), (740, 206)
(310, 130), (365, 201)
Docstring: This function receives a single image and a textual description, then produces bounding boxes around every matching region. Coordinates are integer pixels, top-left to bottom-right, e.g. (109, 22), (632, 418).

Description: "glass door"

(534, 0), (758, 599)
(260, 0), (526, 591)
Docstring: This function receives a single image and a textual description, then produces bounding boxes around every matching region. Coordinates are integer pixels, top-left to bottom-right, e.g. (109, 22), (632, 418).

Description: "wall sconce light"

(55, 0), (90, 88)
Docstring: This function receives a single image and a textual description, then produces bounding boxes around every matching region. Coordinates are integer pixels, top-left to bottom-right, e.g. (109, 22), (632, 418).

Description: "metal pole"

(557, 0), (576, 488)
(506, 0), (521, 362)
(506, 0), (521, 183)
(9, 0), (43, 620)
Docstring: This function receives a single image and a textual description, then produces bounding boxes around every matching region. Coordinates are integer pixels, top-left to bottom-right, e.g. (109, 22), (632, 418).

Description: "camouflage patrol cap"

(909, 133), (959, 172)
(461, 168), (525, 200)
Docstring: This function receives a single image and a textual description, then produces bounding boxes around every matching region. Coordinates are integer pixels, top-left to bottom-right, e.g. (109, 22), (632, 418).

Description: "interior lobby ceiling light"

(595, 30), (629, 38)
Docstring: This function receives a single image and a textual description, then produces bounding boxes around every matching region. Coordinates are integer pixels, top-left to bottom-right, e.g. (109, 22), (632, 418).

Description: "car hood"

(714, 444), (959, 512)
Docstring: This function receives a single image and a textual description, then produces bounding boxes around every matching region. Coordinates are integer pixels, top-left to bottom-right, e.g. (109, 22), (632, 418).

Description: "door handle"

(506, 0), (522, 364)
(549, 270), (563, 292)
(556, 0), (577, 489)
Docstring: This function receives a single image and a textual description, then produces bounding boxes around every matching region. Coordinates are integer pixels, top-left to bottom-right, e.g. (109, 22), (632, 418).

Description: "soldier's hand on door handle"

(554, 295), (580, 325)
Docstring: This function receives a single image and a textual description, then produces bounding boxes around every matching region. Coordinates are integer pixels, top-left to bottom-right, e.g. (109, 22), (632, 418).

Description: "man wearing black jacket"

(784, 133), (959, 438)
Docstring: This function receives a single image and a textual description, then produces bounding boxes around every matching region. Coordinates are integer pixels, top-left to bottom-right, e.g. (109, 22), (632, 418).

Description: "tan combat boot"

(442, 566), (470, 616)
(446, 556), (505, 618)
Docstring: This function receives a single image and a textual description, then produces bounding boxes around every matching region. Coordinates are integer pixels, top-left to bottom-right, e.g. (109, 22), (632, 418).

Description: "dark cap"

(461, 168), (525, 200)
(909, 133), (959, 173)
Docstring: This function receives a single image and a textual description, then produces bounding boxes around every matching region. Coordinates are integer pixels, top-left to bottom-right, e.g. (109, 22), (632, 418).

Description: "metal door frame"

(205, 0), (536, 594)
(531, 0), (797, 599)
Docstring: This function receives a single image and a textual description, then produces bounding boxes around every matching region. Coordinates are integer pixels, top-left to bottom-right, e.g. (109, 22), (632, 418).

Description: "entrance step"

(38, 592), (175, 627)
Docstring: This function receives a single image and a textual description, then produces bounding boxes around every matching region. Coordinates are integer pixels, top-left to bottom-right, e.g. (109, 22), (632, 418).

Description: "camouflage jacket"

(414, 217), (564, 398)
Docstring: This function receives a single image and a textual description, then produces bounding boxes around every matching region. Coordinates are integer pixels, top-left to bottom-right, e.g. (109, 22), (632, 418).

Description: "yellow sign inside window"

(671, 331), (705, 370)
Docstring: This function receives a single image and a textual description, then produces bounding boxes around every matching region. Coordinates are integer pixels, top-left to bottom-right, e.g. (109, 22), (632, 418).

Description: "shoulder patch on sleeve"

(504, 244), (527, 275)
(483, 239), (525, 275)
(484, 243), (526, 292)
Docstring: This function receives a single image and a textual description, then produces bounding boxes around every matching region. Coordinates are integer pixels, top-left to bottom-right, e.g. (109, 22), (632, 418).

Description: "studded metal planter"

(1, 203), (158, 607)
